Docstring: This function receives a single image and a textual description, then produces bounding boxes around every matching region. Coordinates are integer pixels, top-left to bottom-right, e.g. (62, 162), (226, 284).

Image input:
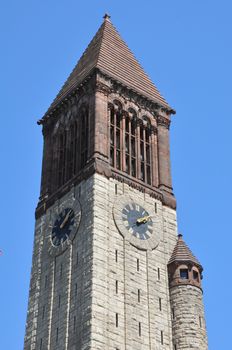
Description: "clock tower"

(24, 14), (208, 350)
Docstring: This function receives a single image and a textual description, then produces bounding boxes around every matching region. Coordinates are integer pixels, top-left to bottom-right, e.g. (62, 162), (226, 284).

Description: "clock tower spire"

(24, 15), (208, 350)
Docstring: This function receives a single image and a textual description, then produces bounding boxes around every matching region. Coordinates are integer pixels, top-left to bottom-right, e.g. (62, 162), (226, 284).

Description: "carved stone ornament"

(157, 115), (171, 129)
(95, 81), (112, 96)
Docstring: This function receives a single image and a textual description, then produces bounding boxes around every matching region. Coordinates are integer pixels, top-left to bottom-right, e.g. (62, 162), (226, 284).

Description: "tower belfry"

(24, 15), (208, 350)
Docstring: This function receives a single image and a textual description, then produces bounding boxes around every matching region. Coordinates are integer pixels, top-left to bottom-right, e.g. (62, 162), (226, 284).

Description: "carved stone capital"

(157, 115), (171, 129)
(150, 125), (157, 135)
(95, 82), (111, 96)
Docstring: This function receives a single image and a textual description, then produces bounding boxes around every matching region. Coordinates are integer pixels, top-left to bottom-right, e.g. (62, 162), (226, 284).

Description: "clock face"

(48, 197), (82, 256)
(51, 208), (75, 246)
(122, 203), (153, 240)
(113, 196), (160, 250)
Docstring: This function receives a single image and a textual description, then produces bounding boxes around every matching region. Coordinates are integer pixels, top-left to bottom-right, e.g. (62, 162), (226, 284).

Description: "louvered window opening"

(53, 106), (89, 191)
(109, 104), (152, 185)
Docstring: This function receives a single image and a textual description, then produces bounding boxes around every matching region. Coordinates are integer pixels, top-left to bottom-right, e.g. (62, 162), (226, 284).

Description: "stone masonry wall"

(24, 173), (178, 350)
(24, 177), (95, 350)
(91, 173), (178, 350)
(170, 285), (208, 350)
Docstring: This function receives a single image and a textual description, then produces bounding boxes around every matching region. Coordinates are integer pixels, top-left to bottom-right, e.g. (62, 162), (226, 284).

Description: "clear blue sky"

(1, 1), (231, 349)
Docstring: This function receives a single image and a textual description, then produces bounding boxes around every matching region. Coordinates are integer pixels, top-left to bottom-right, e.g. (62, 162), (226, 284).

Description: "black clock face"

(122, 203), (153, 240)
(52, 208), (75, 246)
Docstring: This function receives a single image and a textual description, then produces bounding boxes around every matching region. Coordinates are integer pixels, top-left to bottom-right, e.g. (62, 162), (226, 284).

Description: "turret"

(168, 234), (208, 349)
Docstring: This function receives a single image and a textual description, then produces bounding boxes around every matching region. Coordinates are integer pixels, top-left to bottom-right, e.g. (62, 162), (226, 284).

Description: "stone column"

(94, 81), (111, 161)
(40, 125), (53, 199)
(157, 115), (172, 191)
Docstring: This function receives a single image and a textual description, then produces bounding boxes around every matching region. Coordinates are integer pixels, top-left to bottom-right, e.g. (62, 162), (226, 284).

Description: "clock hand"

(136, 215), (151, 224)
(60, 210), (72, 229)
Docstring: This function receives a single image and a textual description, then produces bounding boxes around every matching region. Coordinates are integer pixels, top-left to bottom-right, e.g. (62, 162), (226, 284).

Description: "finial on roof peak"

(178, 233), (183, 239)
(103, 13), (111, 21)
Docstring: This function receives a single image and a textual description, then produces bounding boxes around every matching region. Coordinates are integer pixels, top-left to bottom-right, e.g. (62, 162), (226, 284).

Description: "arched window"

(109, 104), (152, 185)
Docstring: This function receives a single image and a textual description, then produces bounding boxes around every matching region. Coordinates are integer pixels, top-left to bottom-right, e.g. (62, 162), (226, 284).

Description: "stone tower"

(24, 14), (208, 350)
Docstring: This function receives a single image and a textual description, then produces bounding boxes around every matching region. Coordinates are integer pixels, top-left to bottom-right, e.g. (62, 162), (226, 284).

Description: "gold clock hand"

(136, 215), (151, 224)
(60, 210), (72, 229)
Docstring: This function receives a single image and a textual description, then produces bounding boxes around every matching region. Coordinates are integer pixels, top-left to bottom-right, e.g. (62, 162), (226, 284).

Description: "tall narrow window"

(140, 125), (145, 182)
(110, 106), (115, 167)
(116, 280), (118, 294)
(161, 331), (164, 345)
(58, 132), (66, 187)
(67, 123), (75, 180)
(139, 322), (141, 336)
(116, 112), (121, 170)
(124, 114), (137, 176)
(139, 121), (151, 184)
(109, 104), (122, 170)
(172, 307), (175, 320)
(39, 338), (43, 350)
(125, 116), (130, 174)
(159, 298), (162, 311)
(80, 107), (89, 168)
(74, 120), (79, 174)
(115, 249), (118, 262)
(116, 313), (119, 327)
(138, 289), (141, 302)
(131, 118), (137, 177)
(157, 268), (160, 280)
(137, 258), (140, 271)
(199, 316), (202, 328)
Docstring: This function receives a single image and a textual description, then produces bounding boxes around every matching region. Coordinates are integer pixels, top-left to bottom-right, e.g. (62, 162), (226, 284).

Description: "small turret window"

(193, 270), (199, 281)
(180, 269), (188, 279)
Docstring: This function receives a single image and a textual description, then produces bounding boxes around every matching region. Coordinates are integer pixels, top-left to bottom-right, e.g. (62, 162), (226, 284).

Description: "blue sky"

(1, 1), (231, 349)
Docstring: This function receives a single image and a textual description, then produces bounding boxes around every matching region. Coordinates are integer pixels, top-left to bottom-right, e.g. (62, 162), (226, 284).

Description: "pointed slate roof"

(168, 234), (202, 268)
(45, 14), (172, 116)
